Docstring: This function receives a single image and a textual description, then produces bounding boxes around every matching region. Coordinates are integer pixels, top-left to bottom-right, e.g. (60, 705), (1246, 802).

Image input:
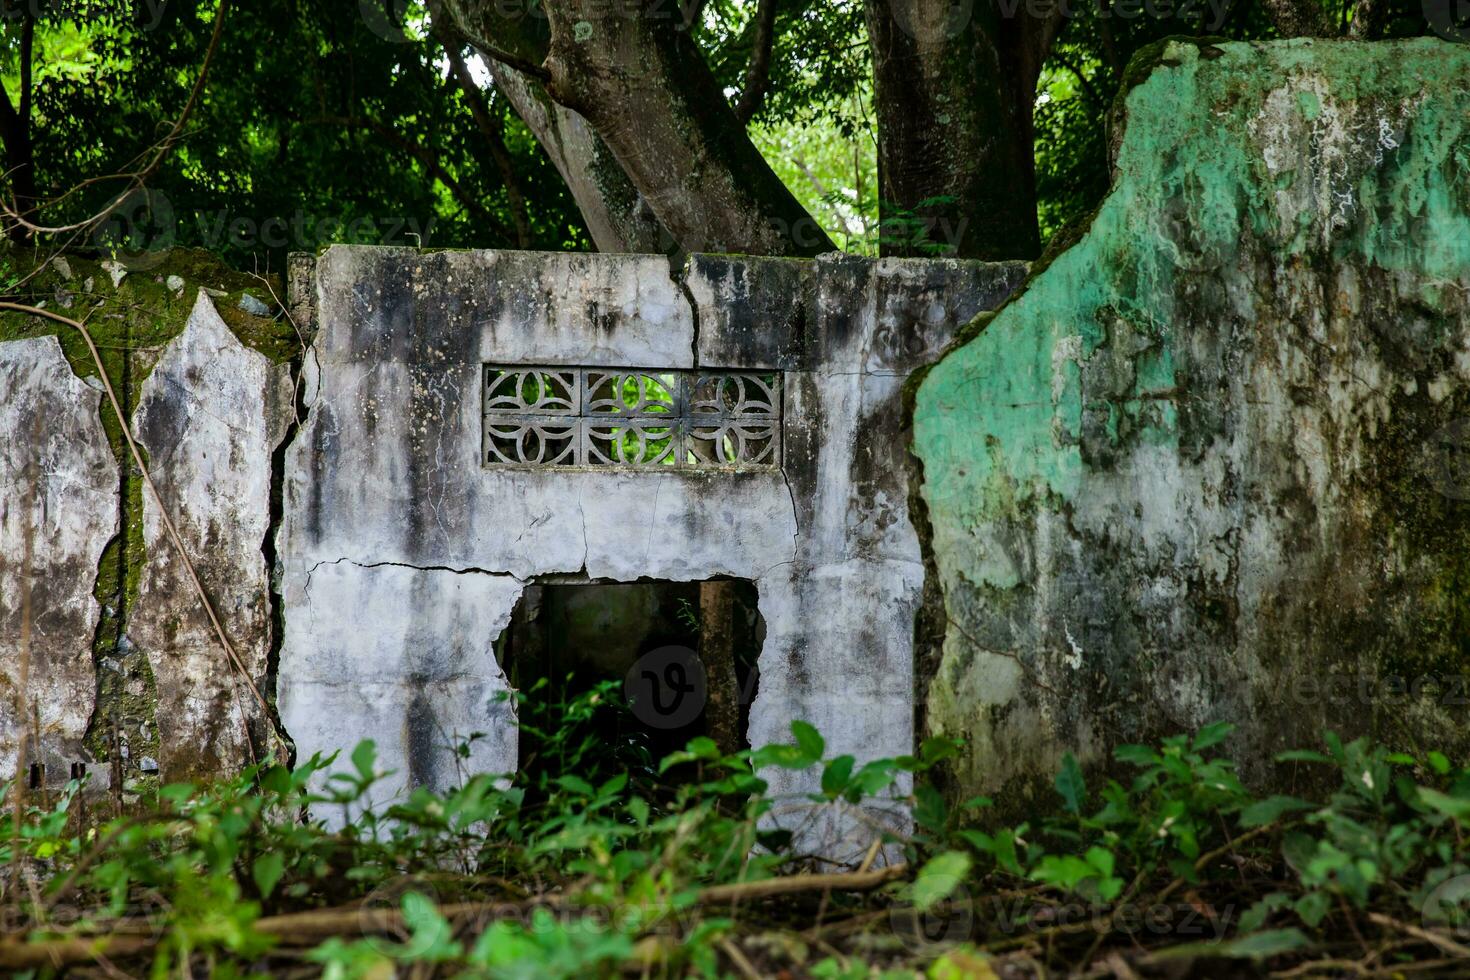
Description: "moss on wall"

(911, 39), (1470, 811)
(0, 248), (301, 792)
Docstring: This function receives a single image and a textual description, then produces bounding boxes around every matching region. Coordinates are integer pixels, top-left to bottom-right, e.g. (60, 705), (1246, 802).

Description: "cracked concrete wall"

(912, 39), (1470, 809)
(0, 336), (119, 786)
(278, 246), (1023, 845)
(130, 294), (295, 780)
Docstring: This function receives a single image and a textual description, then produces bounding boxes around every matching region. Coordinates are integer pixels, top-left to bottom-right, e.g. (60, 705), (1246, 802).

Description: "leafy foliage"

(5, 715), (1470, 976)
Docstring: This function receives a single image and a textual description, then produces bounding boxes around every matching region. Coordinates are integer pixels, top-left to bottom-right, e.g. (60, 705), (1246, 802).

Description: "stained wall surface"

(0, 337), (118, 786)
(278, 247), (1024, 848)
(913, 39), (1470, 805)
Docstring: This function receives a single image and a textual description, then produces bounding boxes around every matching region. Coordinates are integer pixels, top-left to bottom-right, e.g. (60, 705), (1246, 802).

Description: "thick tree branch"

(433, 22), (534, 247)
(541, 0), (832, 255)
(1259, 0), (1336, 36)
(733, 0), (778, 125)
(468, 39), (551, 82)
(435, 0), (667, 252)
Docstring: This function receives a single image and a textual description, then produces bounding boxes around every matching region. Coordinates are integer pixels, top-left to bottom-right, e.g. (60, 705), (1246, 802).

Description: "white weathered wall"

(0, 336), (118, 786)
(131, 294), (295, 778)
(278, 247), (1023, 848)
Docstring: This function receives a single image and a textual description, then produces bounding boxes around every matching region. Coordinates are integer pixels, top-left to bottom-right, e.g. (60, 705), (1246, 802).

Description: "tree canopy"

(0, 0), (1451, 270)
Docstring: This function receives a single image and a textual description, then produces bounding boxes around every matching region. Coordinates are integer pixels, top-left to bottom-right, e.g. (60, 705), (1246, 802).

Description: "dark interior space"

(495, 579), (763, 786)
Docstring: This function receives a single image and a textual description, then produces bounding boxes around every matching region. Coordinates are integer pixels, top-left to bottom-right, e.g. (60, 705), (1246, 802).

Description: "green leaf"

(400, 891), (463, 962)
(1239, 795), (1314, 828)
(1294, 891), (1331, 927)
(912, 851), (972, 911)
(821, 755), (855, 797)
(1239, 892), (1292, 932)
(158, 783), (196, 806)
(260, 765), (293, 796)
(792, 721), (825, 762)
(1419, 787), (1470, 822)
(1055, 753), (1085, 814)
(1156, 928), (1309, 961)
(1428, 751), (1453, 775)
(1030, 854), (1098, 892)
(1191, 721), (1234, 752)
(350, 741), (377, 781)
(750, 743), (818, 770)
(658, 737), (722, 773)
(556, 774), (595, 797)
(918, 737), (962, 767)
(252, 852), (286, 899)
(1084, 846), (1115, 879)
(1113, 744), (1158, 767)
(1275, 749), (1333, 765)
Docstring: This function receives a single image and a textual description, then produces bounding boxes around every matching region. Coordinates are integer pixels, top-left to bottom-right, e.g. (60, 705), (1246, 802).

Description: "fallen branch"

(696, 863), (907, 904)
(0, 936), (156, 972)
(0, 865), (911, 969)
(1366, 912), (1470, 959)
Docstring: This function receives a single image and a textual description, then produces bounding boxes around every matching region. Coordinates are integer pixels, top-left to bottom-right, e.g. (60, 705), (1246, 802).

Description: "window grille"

(482, 367), (781, 469)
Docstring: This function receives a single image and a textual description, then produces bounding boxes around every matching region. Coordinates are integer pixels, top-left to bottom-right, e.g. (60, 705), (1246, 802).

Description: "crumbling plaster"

(912, 38), (1470, 808)
(278, 246), (1024, 844)
(131, 294), (295, 779)
(0, 336), (118, 785)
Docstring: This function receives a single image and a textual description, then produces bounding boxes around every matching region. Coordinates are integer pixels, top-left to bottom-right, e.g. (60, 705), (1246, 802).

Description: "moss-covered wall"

(0, 249), (299, 793)
(912, 38), (1470, 809)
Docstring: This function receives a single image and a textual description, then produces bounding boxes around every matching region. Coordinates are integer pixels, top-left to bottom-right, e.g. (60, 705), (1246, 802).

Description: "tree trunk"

(442, 0), (832, 257)
(866, 0), (1059, 260)
(434, 0), (667, 253)
(698, 580), (742, 757)
(541, 0), (833, 256)
(0, 11), (37, 243)
(491, 65), (669, 253)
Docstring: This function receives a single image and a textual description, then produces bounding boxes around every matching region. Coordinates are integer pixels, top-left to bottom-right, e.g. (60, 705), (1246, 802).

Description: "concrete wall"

(0, 337), (118, 785)
(0, 252), (295, 795)
(277, 247), (1023, 851)
(912, 38), (1470, 808)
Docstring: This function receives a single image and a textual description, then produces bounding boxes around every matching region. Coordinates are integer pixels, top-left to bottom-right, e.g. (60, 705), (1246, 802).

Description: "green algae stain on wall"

(0, 249), (301, 795)
(912, 39), (1470, 805)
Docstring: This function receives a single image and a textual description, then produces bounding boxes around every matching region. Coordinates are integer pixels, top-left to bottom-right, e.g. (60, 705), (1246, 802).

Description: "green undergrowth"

(2, 693), (1470, 978)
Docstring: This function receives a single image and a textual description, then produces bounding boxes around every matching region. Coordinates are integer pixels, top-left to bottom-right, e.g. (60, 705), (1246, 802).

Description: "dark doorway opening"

(495, 579), (763, 788)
